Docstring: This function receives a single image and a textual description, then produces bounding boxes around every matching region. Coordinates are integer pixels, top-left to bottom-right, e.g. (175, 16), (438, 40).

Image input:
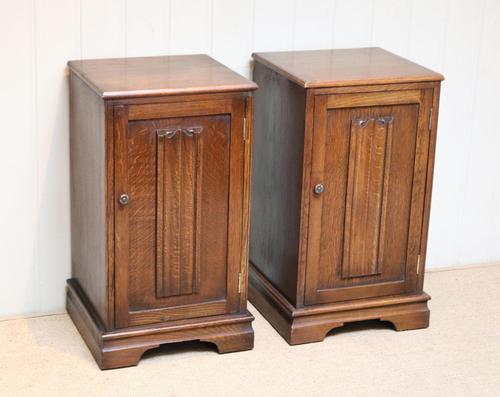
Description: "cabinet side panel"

(250, 63), (305, 305)
(418, 83), (441, 292)
(70, 73), (108, 327)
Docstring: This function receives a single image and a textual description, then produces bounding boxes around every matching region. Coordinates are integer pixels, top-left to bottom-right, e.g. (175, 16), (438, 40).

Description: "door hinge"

(238, 272), (243, 293)
(416, 254), (422, 275)
(428, 108), (433, 132)
(243, 117), (248, 141)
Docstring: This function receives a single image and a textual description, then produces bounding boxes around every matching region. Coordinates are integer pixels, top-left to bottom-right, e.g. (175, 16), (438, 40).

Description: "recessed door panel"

(304, 90), (433, 305)
(156, 125), (205, 299)
(114, 99), (246, 327)
(342, 115), (394, 279)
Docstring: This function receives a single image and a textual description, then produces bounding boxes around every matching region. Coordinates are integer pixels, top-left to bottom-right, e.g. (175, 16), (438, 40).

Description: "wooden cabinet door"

(114, 98), (247, 328)
(304, 89), (434, 305)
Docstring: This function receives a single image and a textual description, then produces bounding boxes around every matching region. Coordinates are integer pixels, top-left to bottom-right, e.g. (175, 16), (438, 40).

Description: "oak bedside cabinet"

(249, 48), (443, 345)
(67, 55), (257, 369)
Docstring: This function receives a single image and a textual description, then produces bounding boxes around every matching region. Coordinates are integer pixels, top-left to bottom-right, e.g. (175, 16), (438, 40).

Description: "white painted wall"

(1, 0), (499, 317)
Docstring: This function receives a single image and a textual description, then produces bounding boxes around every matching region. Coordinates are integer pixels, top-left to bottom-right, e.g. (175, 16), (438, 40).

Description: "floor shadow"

(326, 319), (394, 337)
(141, 339), (218, 362)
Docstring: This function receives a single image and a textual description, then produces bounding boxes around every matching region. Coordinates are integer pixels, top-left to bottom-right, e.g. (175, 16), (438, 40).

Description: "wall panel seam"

(32, 0), (41, 313)
(455, 0), (487, 265)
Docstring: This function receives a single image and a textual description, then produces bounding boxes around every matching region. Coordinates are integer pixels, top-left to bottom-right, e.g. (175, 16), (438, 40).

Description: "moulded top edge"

(252, 47), (444, 89)
(68, 54), (258, 99)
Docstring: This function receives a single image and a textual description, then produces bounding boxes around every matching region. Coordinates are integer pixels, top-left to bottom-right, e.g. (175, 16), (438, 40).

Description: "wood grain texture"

(113, 105), (130, 329)
(295, 89), (316, 307)
(67, 279), (254, 370)
(67, 54), (257, 99)
(249, 263), (430, 345)
(104, 102), (115, 329)
(250, 62), (306, 305)
(327, 90), (422, 108)
(249, 49), (442, 345)
(155, 128), (203, 298)
(417, 86), (441, 292)
(68, 55), (255, 368)
(6, 0), (499, 320)
(252, 47), (444, 88)
(114, 110), (237, 327)
(239, 95), (254, 310)
(224, 96), (247, 314)
(69, 73), (109, 328)
(305, 98), (424, 304)
(342, 116), (393, 278)
(127, 99), (233, 121)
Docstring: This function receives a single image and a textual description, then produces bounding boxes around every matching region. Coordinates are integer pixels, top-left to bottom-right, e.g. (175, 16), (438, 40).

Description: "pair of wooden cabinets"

(67, 49), (443, 369)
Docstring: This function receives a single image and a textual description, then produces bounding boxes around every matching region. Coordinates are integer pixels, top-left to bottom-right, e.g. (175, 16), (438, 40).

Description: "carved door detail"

(155, 126), (203, 298)
(342, 116), (394, 279)
(114, 98), (246, 328)
(305, 90), (433, 305)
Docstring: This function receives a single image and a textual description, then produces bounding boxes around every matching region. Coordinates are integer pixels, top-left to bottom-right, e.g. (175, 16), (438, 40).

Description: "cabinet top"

(252, 47), (444, 88)
(68, 55), (257, 99)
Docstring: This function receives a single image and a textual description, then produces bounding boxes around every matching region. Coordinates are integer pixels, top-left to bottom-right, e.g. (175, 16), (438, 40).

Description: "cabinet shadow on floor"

(325, 319), (394, 338)
(141, 340), (219, 362)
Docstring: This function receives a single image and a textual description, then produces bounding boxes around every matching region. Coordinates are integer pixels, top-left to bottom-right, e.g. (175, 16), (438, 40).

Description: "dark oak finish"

(250, 48), (443, 345)
(250, 62), (306, 305)
(252, 47), (444, 88)
(67, 280), (254, 370)
(68, 54), (257, 99)
(69, 74), (109, 328)
(68, 55), (256, 369)
(249, 264), (430, 345)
